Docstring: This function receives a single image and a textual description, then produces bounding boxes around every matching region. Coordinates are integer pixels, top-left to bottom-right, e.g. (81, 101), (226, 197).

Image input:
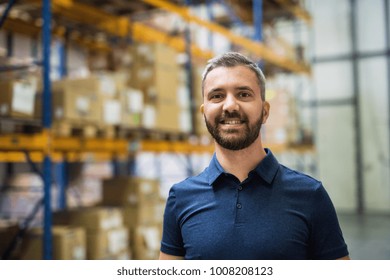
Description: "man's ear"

(262, 101), (270, 124)
(200, 104), (204, 114)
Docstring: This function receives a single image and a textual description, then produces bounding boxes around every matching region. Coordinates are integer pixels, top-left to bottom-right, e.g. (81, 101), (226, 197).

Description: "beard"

(204, 110), (263, 151)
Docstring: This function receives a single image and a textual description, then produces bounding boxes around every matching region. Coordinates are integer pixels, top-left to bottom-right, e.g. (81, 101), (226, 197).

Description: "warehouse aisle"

(338, 213), (390, 260)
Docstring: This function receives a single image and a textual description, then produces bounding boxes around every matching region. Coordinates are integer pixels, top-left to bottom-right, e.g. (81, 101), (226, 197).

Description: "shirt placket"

(234, 182), (244, 225)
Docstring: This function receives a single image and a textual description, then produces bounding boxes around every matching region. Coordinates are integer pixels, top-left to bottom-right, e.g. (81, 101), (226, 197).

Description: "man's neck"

(215, 137), (267, 182)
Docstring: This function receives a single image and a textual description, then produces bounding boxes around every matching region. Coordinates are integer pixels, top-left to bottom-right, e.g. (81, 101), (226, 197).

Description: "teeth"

(224, 120), (241, 124)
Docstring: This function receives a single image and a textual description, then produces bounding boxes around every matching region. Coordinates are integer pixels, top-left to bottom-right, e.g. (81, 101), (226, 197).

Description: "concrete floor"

(338, 213), (390, 260)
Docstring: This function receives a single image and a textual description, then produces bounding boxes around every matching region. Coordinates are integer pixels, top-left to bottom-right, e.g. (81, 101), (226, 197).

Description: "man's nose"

(222, 94), (239, 112)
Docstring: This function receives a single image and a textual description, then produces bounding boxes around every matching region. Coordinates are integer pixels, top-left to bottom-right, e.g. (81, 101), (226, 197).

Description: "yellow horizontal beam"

(2, 17), (41, 37)
(0, 151), (128, 162)
(0, 134), (48, 151)
(0, 152), (43, 162)
(70, 36), (112, 53)
(0, 134), (314, 162)
(2, 17), (111, 52)
(51, 0), (212, 59)
(0, 133), (213, 154)
(132, 22), (213, 61)
(27, 0), (131, 37)
(142, 0), (310, 74)
(140, 139), (214, 154)
(6, 2), (210, 58)
(0, 137), (214, 162)
(0, 133), (127, 152)
(82, 138), (128, 153)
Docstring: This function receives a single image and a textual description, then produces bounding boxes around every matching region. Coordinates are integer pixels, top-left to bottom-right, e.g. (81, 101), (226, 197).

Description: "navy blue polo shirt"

(160, 149), (349, 260)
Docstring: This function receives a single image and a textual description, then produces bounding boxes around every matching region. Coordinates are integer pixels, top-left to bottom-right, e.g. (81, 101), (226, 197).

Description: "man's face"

(202, 66), (269, 150)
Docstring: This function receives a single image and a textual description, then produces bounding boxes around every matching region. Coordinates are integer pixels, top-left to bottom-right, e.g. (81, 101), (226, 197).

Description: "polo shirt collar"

(207, 153), (225, 185)
(207, 148), (279, 185)
(253, 148), (279, 184)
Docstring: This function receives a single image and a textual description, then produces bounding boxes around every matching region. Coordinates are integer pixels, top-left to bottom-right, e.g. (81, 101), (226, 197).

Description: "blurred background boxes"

(86, 226), (128, 260)
(132, 225), (162, 260)
(20, 226), (86, 260)
(53, 207), (129, 260)
(51, 77), (102, 124)
(101, 177), (164, 259)
(0, 77), (39, 119)
(3, 0), (388, 262)
(102, 177), (160, 206)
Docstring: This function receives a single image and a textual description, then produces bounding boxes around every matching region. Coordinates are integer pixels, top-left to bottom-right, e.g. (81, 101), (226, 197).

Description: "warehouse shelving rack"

(0, 0), (313, 260)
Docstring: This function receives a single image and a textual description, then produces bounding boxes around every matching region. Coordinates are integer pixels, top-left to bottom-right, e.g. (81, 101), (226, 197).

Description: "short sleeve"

(309, 184), (349, 259)
(160, 187), (185, 256)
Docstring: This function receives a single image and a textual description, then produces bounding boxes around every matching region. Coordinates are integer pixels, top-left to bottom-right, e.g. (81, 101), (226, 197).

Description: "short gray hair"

(201, 52), (266, 100)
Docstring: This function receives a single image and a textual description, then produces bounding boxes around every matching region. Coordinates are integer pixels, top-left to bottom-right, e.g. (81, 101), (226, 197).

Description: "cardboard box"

(119, 87), (143, 128)
(102, 177), (160, 206)
(263, 88), (299, 145)
(155, 103), (182, 132)
(126, 42), (187, 133)
(87, 227), (129, 260)
(95, 71), (128, 99)
(96, 71), (130, 126)
(131, 225), (162, 260)
(20, 226), (86, 260)
(122, 201), (165, 228)
(0, 77), (39, 119)
(52, 77), (102, 123)
(53, 207), (123, 231)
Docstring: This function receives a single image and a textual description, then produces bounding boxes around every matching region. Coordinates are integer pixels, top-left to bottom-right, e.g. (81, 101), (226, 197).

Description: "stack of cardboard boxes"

(52, 207), (129, 260)
(20, 226), (87, 260)
(15, 176), (164, 260)
(50, 77), (103, 137)
(51, 72), (138, 138)
(0, 43), (198, 137)
(127, 42), (192, 134)
(262, 85), (300, 145)
(101, 177), (164, 260)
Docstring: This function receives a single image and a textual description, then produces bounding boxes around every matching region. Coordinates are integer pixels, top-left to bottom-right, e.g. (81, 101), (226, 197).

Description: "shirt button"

(236, 203), (242, 209)
(238, 186), (243, 191)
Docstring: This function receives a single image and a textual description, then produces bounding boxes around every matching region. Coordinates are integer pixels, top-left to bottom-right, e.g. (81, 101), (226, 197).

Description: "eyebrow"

(236, 86), (255, 92)
(207, 86), (255, 96)
(206, 88), (224, 97)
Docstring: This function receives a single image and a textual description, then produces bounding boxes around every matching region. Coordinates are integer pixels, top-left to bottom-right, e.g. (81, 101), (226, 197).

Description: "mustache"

(217, 111), (248, 122)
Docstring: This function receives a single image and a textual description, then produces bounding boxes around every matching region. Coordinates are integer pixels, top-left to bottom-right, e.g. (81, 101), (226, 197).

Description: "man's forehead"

(204, 66), (258, 87)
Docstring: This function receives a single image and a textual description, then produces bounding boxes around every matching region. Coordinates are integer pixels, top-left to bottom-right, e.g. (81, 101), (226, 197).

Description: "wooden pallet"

(0, 117), (42, 135)
(117, 127), (190, 142)
(52, 121), (99, 138)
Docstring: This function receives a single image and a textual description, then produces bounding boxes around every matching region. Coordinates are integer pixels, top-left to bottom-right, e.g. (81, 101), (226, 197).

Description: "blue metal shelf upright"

(0, 0), (53, 260)
(42, 0), (53, 260)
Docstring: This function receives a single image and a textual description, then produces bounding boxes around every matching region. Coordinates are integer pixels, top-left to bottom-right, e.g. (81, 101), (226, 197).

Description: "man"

(159, 52), (350, 260)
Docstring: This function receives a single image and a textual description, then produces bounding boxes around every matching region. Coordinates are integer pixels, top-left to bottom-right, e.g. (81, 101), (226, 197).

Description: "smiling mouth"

(220, 119), (245, 125)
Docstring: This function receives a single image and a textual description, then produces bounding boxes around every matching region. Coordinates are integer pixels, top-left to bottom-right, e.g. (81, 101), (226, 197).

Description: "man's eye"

(210, 94), (223, 100)
(239, 92), (251, 98)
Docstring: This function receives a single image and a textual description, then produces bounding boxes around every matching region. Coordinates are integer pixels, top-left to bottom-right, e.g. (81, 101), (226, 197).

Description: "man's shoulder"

(171, 168), (211, 193)
(278, 164), (322, 190)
